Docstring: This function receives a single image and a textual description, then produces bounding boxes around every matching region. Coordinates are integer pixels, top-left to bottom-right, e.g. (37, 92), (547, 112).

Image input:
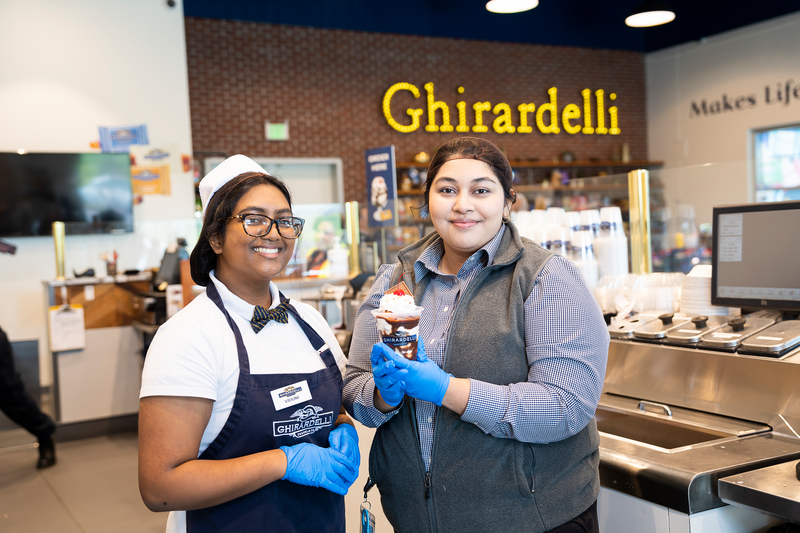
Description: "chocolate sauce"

(379, 315), (419, 360)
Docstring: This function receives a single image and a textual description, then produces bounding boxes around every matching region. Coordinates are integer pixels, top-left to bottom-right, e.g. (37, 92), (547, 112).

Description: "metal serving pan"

(739, 320), (800, 356)
(665, 315), (733, 346)
(699, 316), (777, 351)
(608, 312), (659, 340)
(633, 313), (694, 340)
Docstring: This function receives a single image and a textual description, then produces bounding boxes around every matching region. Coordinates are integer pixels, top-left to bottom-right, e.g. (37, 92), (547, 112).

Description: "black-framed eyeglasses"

(225, 213), (305, 239)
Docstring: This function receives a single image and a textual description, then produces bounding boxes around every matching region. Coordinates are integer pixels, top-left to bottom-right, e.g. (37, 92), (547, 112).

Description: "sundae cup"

(372, 291), (423, 360)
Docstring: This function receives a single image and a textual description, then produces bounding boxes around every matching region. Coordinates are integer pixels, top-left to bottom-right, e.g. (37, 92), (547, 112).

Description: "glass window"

(754, 125), (800, 202)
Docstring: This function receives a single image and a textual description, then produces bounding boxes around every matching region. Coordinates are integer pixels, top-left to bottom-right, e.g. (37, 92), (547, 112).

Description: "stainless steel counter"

(719, 459), (800, 524)
(598, 340), (800, 515)
(600, 429), (800, 514)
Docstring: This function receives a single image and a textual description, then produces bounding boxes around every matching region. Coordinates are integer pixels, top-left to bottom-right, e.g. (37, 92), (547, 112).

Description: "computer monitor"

(154, 250), (181, 290)
(711, 200), (800, 311)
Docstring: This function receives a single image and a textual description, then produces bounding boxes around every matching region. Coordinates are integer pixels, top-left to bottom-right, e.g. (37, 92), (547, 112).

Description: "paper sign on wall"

(130, 145), (180, 195)
(98, 125), (149, 153)
(48, 306), (86, 352)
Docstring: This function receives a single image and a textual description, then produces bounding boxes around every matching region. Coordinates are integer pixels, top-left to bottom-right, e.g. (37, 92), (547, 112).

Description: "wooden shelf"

(396, 160), (663, 169)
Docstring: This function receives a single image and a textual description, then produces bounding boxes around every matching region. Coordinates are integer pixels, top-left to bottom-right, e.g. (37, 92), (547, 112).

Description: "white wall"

(0, 0), (195, 385)
(646, 12), (800, 226)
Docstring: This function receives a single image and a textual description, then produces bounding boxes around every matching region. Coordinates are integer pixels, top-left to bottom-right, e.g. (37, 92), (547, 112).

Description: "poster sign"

(98, 125), (149, 153)
(130, 145), (179, 195)
(365, 146), (398, 228)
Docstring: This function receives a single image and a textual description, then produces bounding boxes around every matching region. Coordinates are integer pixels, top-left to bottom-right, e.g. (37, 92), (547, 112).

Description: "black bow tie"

(251, 301), (290, 333)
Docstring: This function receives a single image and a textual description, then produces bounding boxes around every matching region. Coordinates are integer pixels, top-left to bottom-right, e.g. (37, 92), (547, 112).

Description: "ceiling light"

(486, 0), (539, 14)
(625, 1), (675, 27)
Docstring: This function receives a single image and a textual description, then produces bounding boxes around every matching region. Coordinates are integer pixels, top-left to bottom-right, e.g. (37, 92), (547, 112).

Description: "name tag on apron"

(270, 380), (312, 411)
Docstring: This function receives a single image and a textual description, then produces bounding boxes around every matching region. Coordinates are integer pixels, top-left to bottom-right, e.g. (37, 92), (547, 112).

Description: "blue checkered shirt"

(343, 225), (609, 472)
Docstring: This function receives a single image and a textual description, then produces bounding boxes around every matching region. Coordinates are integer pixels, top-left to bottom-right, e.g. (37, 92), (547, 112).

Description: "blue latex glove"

(280, 442), (358, 495)
(370, 343), (409, 407)
(328, 423), (360, 468)
(382, 340), (452, 406)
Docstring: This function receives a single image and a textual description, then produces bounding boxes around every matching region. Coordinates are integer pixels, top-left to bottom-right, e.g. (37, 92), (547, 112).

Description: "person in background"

(138, 155), (359, 533)
(305, 219), (336, 275)
(344, 137), (609, 533)
(0, 325), (56, 469)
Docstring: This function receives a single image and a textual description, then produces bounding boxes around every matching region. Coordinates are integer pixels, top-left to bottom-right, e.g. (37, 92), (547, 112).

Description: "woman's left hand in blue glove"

(328, 423), (360, 469)
(381, 340), (452, 406)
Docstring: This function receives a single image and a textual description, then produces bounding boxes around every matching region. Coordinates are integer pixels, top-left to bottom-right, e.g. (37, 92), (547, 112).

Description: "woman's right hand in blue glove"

(280, 443), (358, 495)
(370, 343), (408, 407)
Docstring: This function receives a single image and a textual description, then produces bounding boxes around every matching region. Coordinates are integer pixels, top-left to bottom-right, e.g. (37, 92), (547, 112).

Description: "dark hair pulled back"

(422, 137), (516, 215)
(189, 172), (293, 286)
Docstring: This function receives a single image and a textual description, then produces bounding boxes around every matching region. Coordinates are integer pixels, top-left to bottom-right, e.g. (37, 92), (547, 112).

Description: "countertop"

(719, 458), (800, 524)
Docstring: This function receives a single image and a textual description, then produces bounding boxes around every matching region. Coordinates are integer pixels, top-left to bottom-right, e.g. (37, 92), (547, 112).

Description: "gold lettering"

(581, 88), (594, 134)
(383, 83), (423, 133)
(595, 89), (607, 134)
(456, 102), (469, 132)
(609, 93), (620, 135)
(424, 82), (453, 132)
(536, 87), (560, 134)
(472, 102), (491, 133)
(492, 103), (515, 134)
(456, 87), (469, 132)
(517, 103), (535, 133)
(562, 104), (581, 134)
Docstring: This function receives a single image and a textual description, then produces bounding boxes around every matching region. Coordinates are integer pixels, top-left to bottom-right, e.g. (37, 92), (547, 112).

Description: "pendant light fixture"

(486, 0), (539, 14)
(625, 1), (676, 27)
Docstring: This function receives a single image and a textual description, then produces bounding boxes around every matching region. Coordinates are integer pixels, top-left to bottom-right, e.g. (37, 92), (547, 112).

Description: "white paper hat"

(199, 155), (269, 216)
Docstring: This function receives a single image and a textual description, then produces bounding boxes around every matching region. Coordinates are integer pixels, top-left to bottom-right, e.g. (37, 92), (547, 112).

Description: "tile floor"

(0, 430), (167, 533)
(0, 423), (391, 533)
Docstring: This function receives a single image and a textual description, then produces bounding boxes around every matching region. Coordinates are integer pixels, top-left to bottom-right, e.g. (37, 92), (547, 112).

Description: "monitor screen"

(0, 152), (133, 237)
(711, 200), (800, 311)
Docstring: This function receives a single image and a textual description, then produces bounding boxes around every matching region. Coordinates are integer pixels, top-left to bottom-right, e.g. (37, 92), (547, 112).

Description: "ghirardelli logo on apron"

(273, 405), (334, 438)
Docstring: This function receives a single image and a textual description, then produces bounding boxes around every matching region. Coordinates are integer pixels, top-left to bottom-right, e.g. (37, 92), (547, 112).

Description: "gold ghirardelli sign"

(383, 82), (620, 135)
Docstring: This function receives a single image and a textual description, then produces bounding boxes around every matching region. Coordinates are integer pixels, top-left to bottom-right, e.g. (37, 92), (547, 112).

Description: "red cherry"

(393, 290), (405, 296)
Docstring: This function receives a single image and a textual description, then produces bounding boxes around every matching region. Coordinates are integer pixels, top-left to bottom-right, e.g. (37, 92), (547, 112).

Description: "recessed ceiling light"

(625, 1), (675, 27)
(486, 0), (539, 14)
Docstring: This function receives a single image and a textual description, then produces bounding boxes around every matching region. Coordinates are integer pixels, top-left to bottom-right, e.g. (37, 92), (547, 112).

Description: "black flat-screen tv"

(711, 200), (800, 312)
(0, 152), (133, 237)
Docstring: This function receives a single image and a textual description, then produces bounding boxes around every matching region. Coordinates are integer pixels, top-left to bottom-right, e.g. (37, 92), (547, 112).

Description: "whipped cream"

(378, 292), (418, 315)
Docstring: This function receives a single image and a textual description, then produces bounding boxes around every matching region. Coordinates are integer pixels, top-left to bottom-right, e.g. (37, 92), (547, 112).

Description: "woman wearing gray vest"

(344, 137), (609, 533)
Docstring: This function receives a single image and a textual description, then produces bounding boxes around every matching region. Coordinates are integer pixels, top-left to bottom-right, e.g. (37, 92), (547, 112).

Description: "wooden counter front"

(50, 276), (153, 329)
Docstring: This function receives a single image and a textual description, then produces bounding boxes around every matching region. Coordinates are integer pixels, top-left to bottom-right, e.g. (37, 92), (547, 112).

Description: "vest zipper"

(410, 400), (438, 533)
(529, 444), (536, 493)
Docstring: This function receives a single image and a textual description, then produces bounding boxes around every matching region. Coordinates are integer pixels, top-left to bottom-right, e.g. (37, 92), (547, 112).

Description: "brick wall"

(186, 18), (646, 204)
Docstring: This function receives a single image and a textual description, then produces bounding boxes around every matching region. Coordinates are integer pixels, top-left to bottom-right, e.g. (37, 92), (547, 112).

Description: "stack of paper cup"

(580, 209), (601, 238)
(570, 230), (599, 290)
(595, 206), (628, 279)
(546, 207), (565, 229)
(548, 226), (570, 257)
(531, 226), (549, 249)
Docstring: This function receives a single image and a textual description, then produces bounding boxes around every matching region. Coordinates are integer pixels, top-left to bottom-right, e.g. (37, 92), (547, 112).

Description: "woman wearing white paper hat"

(138, 155), (359, 533)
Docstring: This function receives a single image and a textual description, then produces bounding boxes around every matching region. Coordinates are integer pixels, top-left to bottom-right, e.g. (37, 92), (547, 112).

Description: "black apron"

(186, 282), (345, 533)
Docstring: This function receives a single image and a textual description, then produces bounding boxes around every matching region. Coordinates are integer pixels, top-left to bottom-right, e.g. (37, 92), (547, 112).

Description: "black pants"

(548, 500), (598, 533)
(0, 327), (55, 439)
